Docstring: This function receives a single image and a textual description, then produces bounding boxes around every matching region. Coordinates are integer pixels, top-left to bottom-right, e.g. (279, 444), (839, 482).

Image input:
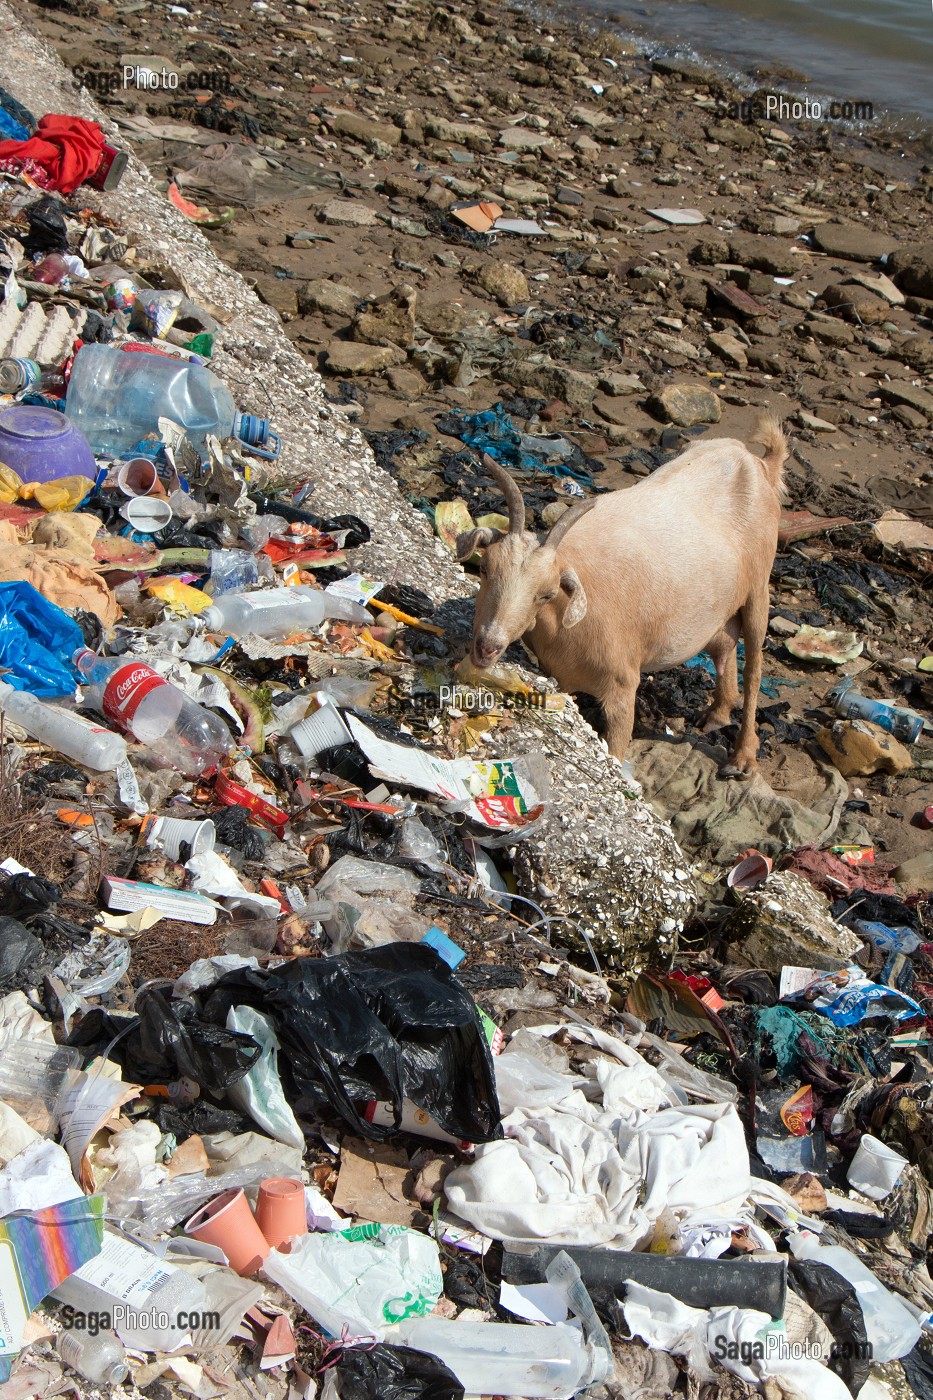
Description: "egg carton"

(0, 299), (85, 364)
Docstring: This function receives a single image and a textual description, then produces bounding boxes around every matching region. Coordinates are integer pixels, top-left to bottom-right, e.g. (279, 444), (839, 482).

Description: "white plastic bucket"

(847, 1133), (908, 1200)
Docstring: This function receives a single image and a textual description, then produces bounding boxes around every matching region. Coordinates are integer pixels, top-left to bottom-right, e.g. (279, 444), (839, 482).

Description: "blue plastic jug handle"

(241, 431), (281, 461)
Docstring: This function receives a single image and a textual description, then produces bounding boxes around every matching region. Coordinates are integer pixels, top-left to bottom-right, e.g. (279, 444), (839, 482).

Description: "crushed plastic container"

(393, 1316), (592, 1399)
(789, 1230), (922, 1361)
(0, 681), (127, 770)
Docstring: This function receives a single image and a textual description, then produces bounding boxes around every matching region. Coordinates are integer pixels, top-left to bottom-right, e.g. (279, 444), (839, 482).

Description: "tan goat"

(456, 416), (788, 774)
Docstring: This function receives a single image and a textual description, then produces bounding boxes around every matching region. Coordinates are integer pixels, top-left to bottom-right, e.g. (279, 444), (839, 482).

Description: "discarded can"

(0, 358), (40, 394)
(826, 677), (923, 744)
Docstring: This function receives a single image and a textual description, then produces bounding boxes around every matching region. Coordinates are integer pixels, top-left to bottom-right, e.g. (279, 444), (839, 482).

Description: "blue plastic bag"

(0, 581), (84, 697)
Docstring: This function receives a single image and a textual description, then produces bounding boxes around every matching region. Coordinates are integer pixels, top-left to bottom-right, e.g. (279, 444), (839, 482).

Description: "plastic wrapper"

(323, 1343), (464, 1400)
(639, 1032), (739, 1105)
(0, 1039), (81, 1133)
(131, 289), (184, 338)
(202, 944), (502, 1143)
(67, 990), (262, 1092)
(225, 1004), (304, 1149)
(0, 581), (84, 696)
(262, 1224), (442, 1340)
(109, 1155), (301, 1236)
(786, 965), (925, 1026)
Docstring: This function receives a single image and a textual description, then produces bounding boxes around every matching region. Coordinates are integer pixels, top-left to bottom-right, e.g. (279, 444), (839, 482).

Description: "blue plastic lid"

(421, 926), (466, 970)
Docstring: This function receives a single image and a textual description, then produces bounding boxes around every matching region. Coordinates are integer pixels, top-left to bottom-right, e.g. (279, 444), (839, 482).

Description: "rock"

(811, 222), (895, 263)
(728, 233), (797, 277)
(498, 127), (555, 153)
(746, 347), (785, 375)
(592, 394), (631, 426)
(781, 1173), (827, 1214)
(648, 383), (722, 427)
(555, 186), (583, 205)
(319, 198), (378, 227)
(705, 123), (758, 150)
(425, 116), (492, 151)
(894, 852), (933, 893)
(324, 341), (406, 375)
(298, 279), (358, 318)
(542, 500), (570, 527)
(725, 871), (862, 973)
(331, 112), (402, 148)
(382, 172), (423, 200)
(769, 615), (800, 637)
(707, 331), (747, 368)
(888, 240), (933, 298)
(879, 382), (933, 420)
(816, 720), (913, 777)
(252, 274), (298, 319)
(599, 371), (645, 396)
(387, 364), (427, 398)
(501, 179), (549, 205)
(808, 318), (854, 347)
(711, 283), (770, 319)
(352, 284), (417, 347)
(820, 283), (889, 325)
(474, 261), (529, 307)
(798, 410), (837, 433)
(506, 357), (598, 409)
(844, 270), (905, 306)
(691, 236), (731, 266)
(421, 181), (457, 210)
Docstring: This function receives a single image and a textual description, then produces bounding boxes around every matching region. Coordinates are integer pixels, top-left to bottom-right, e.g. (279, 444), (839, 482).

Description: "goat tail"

(754, 413), (788, 499)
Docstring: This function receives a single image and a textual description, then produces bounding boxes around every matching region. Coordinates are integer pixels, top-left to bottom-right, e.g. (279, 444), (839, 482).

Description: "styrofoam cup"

(147, 815), (216, 862)
(116, 457), (164, 497)
(847, 1133), (908, 1200)
(289, 701), (352, 759)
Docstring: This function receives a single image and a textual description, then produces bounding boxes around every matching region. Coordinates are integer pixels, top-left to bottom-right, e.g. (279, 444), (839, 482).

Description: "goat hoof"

(720, 757), (758, 780)
(702, 712), (731, 735)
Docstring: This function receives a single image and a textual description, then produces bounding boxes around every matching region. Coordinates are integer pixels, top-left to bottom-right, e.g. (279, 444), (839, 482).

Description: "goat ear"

(560, 567), (587, 627)
(455, 527), (502, 562)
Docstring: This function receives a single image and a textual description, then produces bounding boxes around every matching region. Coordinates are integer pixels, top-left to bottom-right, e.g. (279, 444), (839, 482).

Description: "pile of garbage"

(1, 89), (933, 1400)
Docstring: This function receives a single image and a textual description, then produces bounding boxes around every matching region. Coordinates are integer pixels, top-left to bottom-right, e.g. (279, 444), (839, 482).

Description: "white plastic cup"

(847, 1133), (909, 1201)
(146, 815), (216, 862)
(116, 457), (164, 497)
(289, 701), (352, 759)
(121, 496), (173, 532)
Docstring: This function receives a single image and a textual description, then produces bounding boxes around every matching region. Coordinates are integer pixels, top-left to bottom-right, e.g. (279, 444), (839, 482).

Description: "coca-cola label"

(102, 663), (168, 729)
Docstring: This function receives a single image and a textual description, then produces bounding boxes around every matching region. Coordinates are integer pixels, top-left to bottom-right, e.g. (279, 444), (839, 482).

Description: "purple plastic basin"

(0, 404), (97, 484)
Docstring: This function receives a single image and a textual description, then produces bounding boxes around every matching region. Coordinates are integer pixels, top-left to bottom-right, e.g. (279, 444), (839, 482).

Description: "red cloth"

(0, 114), (105, 193)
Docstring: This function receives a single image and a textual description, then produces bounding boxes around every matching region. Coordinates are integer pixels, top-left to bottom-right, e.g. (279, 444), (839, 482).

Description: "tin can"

(0, 358), (40, 394)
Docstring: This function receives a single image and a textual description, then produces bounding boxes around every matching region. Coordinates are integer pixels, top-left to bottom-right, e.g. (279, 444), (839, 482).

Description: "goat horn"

(547, 496), (597, 547)
(482, 453), (526, 535)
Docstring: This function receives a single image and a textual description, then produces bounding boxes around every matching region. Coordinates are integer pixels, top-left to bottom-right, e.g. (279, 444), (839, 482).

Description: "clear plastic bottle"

(789, 1230), (922, 1362)
(0, 681), (127, 771)
(393, 1317), (591, 1399)
(64, 343), (277, 457)
(56, 1330), (128, 1384)
(201, 586), (369, 639)
(74, 649), (233, 778)
(0, 358), (67, 395)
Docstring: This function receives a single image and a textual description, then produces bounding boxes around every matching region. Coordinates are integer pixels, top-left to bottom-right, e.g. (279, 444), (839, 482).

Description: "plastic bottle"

(53, 1230), (209, 1353)
(788, 1230), (922, 1361)
(393, 1317), (591, 1399)
(201, 586), (369, 639)
(74, 650), (233, 778)
(827, 677), (923, 744)
(56, 1330), (128, 1384)
(0, 681), (127, 771)
(64, 343), (278, 458)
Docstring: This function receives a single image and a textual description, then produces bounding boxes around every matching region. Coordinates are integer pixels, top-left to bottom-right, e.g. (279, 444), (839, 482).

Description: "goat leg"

(600, 673), (639, 760)
(701, 620), (741, 733)
(722, 583), (769, 776)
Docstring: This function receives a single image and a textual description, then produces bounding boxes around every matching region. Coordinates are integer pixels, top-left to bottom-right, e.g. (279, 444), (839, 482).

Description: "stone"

(542, 500), (570, 528)
(319, 198), (378, 227)
(506, 357), (598, 408)
(798, 410), (837, 433)
(725, 872), (862, 973)
(728, 233), (798, 277)
(298, 279), (358, 318)
(769, 615), (800, 637)
(352, 284), (417, 348)
(746, 347), (785, 376)
(425, 116), (492, 151)
(816, 721), (913, 778)
(879, 382), (933, 420)
(475, 261), (529, 306)
(705, 123), (758, 150)
(324, 341), (406, 375)
(811, 222), (895, 263)
(894, 852), (933, 894)
(252, 275), (297, 319)
(599, 371), (645, 396)
(648, 383), (722, 427)
(499, 127), (555, 153)
(691, 235), (730, 266)
(555, 186), (583, 205)
(781, 1173), (827, 1214)
(888, 240), (933, 298)
(592, 394), (631, 426)
(501, 179), (549, 205)
(844, 270), (905, 307)
(712, 283), (770, 319)
(387, 365), (426, 398)
(331, 112), (402, 147)
(421, 181), (456, 210)
(820, 283), (889, 325)
(808, 318), (854, 347)
(707, 331), (747, 368)
(382, 172), (423, 200)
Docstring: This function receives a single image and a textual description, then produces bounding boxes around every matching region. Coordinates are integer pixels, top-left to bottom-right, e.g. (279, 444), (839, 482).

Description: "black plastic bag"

(903, 1343), (933, 1400)
(68, 990), (261, 1092)
(24, 195), (69, 255)
(202, 944), (502, 1143)
(330, 1343), (464, 1400)
(0, 917), (40, 982)
(787, 1258), (871, 1395)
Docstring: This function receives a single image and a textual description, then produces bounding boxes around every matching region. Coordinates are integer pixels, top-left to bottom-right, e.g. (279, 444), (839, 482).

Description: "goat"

(456, 416), (788, 775)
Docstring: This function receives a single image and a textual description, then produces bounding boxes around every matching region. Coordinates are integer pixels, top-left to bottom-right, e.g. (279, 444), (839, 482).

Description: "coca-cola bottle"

(74, 649), (233, 777)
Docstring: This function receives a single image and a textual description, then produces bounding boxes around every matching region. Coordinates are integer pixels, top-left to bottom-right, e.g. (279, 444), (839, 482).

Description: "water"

(577, 0), (933, 129)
